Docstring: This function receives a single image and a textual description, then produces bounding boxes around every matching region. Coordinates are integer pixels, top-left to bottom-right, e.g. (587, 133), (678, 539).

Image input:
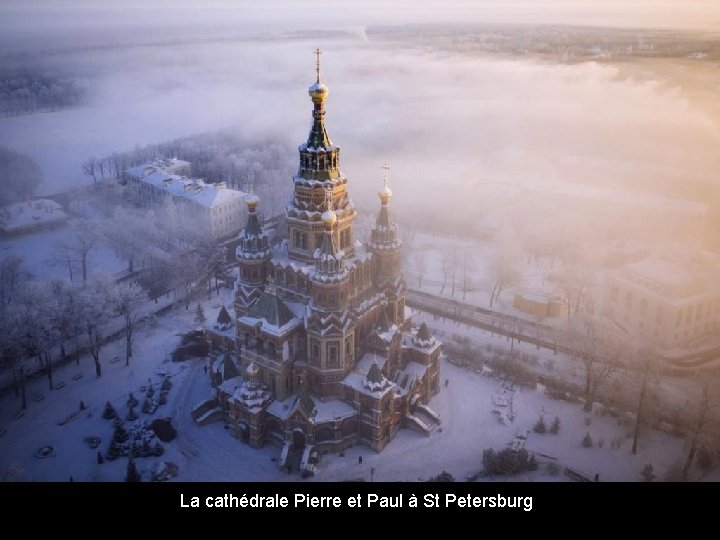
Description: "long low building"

(124, 159), (246, 241)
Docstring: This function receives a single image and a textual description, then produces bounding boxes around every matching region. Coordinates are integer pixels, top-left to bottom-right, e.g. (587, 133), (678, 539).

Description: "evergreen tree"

(640, 464), (656, 482)
(582, 432), (593, 448)
(533, 416), (547, 434)
(550, 416), (561, 435)
(102, 401), (117, 420)
(114, 424), (129, 443)
(146, 385), (155, 398)
(141, 398), (153, 414)
(126, 406), (138, 421)
(125, 458), (141, 482)
(429, 470), (455, 482)
(127, 393), (138, 408)
(97, 451), (104, 464)
(194, 303), (206, 327)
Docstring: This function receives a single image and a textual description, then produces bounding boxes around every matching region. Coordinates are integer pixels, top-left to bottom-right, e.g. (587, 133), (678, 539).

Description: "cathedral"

(200, 51), (441, 470)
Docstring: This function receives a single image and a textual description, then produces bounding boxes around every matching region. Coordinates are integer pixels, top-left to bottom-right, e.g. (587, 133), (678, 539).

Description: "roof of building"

(292, 386), (317, 418)
(616, 253), (720, 301)
(242, 289), (299, 329)
(221, 352), (239, 381)
(126, 163), (245, 209)
(217, 305), (232, 325)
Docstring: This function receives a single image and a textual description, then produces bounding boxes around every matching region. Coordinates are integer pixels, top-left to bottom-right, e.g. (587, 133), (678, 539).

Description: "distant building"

(0, 199), (68, 238)
(513, 288), (567, 318)
(124, 159), (246, 240)
(603, 250), (720, 350)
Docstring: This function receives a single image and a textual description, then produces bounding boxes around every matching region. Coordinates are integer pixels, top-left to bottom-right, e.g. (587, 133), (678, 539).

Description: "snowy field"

(0, 290), (689, 482)
(405, 231), (568, 324)
(0, 224), (126, 283)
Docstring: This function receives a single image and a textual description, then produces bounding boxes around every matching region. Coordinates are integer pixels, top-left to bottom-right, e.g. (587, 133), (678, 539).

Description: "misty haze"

(1, 1), (720, 484)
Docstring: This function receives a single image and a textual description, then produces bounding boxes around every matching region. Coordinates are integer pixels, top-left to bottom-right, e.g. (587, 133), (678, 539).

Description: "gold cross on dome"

(382, 163), (390, 189)
(247, 169), (255, 194)
(314, 48), (322, 83)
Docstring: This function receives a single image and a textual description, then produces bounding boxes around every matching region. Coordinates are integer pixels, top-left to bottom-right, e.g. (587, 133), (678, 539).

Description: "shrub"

(533, 416), (547, 434)
(582, 432), (593, 448)
(483, 448), (538, 476)
(550, 416), (561, 435)
(640, 464), (656, 482)
(546, 462), (560, 477)
(428, 470), (455, 482)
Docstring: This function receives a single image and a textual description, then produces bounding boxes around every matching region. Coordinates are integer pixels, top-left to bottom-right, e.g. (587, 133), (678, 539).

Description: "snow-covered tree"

(78, 277), (114, 377)
(111, 281), (147, 366)
(0, 304), (29, 408)
(102, 401), (117, 420)
(194, 303), (206, 327)
(125, 458), (141, 482)
(0, 255), (31, 307)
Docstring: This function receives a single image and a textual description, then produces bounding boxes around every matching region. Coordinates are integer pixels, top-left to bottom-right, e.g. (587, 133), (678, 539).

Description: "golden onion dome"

(244, 193), (259, 211)
(246, 361), (259, 378)
(308, 81), (329, 102)
(378, 185), (393, 204)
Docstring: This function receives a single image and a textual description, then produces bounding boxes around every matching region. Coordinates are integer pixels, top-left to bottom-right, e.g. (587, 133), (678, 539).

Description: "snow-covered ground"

(0, 224), (126, 282)
(0, 290), (690, 482)
(405, 230), (570, 325)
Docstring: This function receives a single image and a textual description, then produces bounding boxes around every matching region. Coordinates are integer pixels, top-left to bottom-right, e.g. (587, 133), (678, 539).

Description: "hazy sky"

(1, 1), (719, 40)
(1, 0), (718, 249)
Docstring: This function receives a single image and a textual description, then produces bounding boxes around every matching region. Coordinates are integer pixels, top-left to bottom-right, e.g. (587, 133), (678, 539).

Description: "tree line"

(0, 75), (84, 117)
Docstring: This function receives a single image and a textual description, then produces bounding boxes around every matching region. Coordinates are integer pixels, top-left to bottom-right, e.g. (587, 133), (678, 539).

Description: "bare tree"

(567, 315), (622, 412)
(68, 220), (98, 283)
(49, 240), (77, 282)
(629, 349), (662, 455)
(440, 249), (453, 296)
(112, 281), (147, 366)
(412, 251), (427, 289)
(461, 252), (474, 301)
(489, 247), (520, 308)
(682, 376), (720, 480)
(82, 157), (99, 183)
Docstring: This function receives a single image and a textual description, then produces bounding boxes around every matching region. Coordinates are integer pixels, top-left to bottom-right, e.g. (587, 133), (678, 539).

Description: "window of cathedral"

(311, 339), (320, 363)
(327, 342), (339, 368)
